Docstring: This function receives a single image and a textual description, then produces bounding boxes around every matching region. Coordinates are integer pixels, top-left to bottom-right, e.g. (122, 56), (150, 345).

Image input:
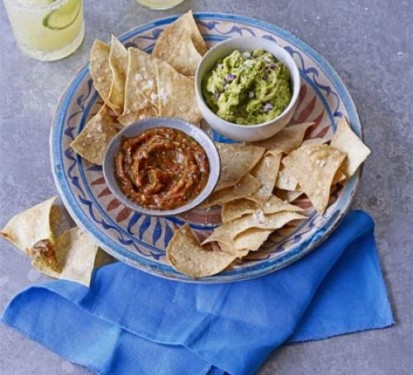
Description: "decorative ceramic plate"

(50, 13), (361, 283)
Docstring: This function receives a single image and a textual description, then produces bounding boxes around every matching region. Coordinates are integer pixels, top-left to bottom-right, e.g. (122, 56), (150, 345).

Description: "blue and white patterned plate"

(50, 13), (361, 283)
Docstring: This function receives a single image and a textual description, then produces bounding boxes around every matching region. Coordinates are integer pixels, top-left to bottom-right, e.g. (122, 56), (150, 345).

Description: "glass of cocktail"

(3, 0), (84, 61)
(136, 0), (185, 10)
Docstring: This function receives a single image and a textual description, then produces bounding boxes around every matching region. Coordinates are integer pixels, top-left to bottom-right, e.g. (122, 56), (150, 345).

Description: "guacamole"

(202, 49), (292, 125)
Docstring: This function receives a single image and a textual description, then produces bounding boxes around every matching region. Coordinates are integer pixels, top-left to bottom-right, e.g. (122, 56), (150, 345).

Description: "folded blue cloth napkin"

(2, 211), (394, 375)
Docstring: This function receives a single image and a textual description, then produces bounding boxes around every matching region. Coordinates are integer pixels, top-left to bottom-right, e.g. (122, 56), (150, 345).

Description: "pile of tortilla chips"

(0, 197), (113, 286)
(167, 117), (371, 278)
(63, 11), (372, 279)
(71, 10), (205, 165)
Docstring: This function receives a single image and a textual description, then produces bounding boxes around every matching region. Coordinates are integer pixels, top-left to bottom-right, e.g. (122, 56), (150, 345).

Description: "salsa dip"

(115, 128), (210, 211)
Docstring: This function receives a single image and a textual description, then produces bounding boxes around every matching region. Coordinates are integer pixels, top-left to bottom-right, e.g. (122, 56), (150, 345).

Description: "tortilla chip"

(118, 48), (158, 126)
(0, 196), (57, 254)
(166, 224), (236, 278)
(222, 195), (303, 223)
(275, 164), (298, 191)
(250, 150), (282, 203)
(0, 197), (113, 286)
(220, 228), (273, 254)
(202, 174), (261, 208)
(330, 117), (371, 177)
(215, 143), (265, 191)
(70, 105), (118, 165)
(301, 137), (329, 147)
(252, 122), (313, 153)
(274, 189), (303, 202)
(155, 59), (202, 124)
(154, 31), (202, 76)
(153, 10), (207, 76)
(229, 211), (306, 240)
(282, 144), (346, 214)
(52, 228), (100, 286)
(90, 40), (112, 105)
(108, 36), (128, 115)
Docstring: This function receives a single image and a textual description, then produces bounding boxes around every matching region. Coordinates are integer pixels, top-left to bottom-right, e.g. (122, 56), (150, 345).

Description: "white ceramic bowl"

(195, 36), (301, 142)
(103, 117), (220, 217)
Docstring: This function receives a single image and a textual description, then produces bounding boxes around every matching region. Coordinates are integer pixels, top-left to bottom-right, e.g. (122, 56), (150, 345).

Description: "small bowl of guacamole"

(195, 37), (301, 142)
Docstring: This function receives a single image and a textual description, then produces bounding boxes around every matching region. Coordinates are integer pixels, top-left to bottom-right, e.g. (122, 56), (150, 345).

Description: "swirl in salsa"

(115, 128), (210, 210)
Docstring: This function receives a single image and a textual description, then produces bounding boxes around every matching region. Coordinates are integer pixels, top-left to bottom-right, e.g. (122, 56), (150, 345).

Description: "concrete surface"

(0, 0), (412, 374)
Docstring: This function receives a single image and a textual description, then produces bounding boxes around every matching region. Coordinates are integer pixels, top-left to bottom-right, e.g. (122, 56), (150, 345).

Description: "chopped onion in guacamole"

(202, 49), (292, 125)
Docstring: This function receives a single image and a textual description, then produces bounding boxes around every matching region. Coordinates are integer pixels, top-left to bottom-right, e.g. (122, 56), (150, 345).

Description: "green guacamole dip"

(202, 49), (292, 125)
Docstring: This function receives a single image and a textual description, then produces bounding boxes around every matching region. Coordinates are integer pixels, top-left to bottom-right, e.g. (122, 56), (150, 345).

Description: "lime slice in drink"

(43, 0), (81, 30)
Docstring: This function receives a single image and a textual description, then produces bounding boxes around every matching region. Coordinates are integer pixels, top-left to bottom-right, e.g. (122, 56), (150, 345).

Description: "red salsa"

(115, 128), (210, 210)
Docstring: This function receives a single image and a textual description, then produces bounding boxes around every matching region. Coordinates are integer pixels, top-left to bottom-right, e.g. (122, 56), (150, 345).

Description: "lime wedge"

(43, 0), (81, 30)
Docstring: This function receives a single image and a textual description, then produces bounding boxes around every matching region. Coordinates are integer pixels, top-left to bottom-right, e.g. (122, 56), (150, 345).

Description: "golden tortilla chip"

(108, 36), (128, 115)
(0, 196), (57, 253)
(249, 150), (282, 203)
(166, 224), (236, 278)
(118, 48), (158, 126)
(70, 105), (118, 165)
(215, 143), (265, 191)
(90, 40), (112, 105)
(282, 144), (346, 214)
(202, 174), (261, 208)
(222, 195), (303, 223)
(275, 164), (298, 191)
(152, 10), (207, 76)
(229, 211), (306, 240)
(330, 117), (371, 178)
(252, 122), (313, 153)
(155, 59), (202, 124)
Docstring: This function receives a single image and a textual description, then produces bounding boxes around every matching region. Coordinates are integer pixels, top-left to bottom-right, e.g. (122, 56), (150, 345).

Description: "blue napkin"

(2, 211), (394, 375)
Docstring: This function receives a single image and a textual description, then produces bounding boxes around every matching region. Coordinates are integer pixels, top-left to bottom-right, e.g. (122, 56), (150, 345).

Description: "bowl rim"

(102, 117), (220, 217)
(195, 35), (301, 129)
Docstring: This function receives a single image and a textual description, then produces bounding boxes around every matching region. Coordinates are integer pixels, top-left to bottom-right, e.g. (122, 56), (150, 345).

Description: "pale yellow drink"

(3, 0), (84, 61)
(136, 0), (185, 10)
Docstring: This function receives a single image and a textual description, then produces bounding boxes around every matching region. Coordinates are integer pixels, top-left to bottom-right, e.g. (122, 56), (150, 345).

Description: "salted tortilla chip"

(250, 150), (282, 203)
(107, 36), (128, 115)
(0, 196), (57, 254)
(222, 195), (303, 223)
(90, 40), (112, 104)
(155, 59), (202, 124)
(215, 143), (265, 191)
(275, 164), (298, 191)
(70, 105), (118, 165)
(301, 137), (329, 147)
(167, 224), (236, 278)
(282, 144), (346, 214)
(274, 189), (303, 202)
(229, 211), (306, 240)
(202, 174), (261, 208)
(330, 117), (371, 177)
(118, 48), (158, 126)
(252, 122), (313, 153)
(153, 10), (207, 76)
(154, 31), (202, 76)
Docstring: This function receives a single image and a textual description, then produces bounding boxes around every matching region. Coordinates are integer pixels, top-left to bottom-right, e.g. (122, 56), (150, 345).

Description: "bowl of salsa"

(103, 117), (220, 216)
(195, 36), (301, 142)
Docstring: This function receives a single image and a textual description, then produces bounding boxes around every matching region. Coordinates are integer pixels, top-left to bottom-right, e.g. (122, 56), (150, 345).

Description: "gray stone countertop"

(0, 0), (412, 374)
